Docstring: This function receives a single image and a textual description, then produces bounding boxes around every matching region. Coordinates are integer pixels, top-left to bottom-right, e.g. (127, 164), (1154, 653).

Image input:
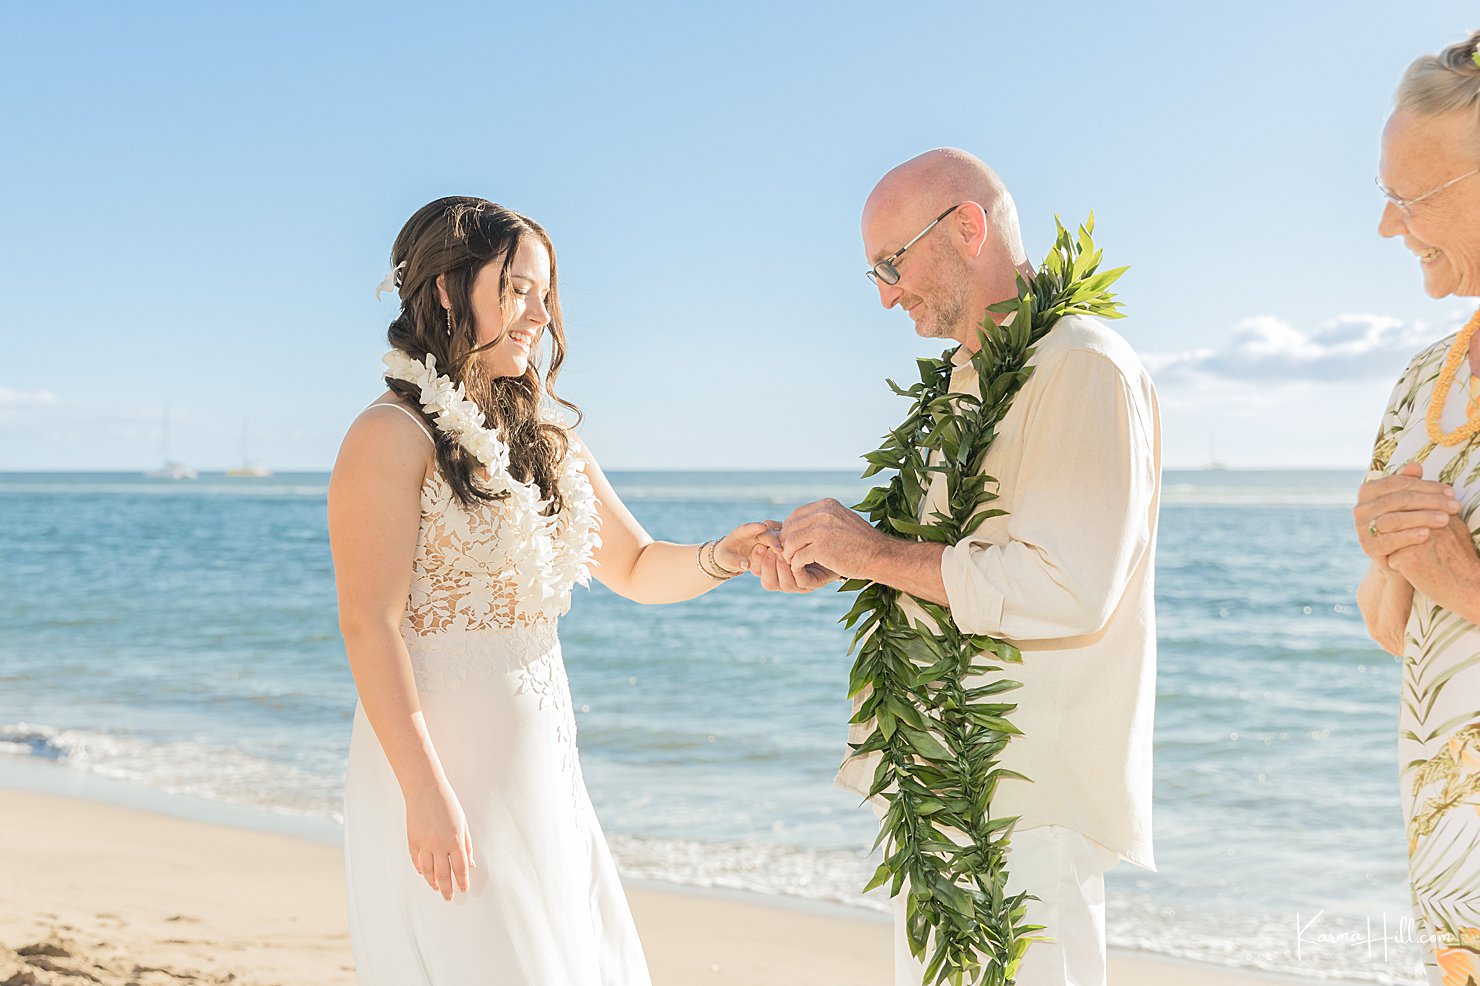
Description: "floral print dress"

(1370, 334), (1480, 986)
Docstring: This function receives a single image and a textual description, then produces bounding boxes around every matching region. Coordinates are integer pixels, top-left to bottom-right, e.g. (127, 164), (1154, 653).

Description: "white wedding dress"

(343, 404), (651, 985)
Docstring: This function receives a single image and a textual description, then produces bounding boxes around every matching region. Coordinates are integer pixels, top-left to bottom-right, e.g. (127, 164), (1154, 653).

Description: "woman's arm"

(1357, 560), (1415, 656)
(577, 437), (771, 604)
(328, 405), (471, 901)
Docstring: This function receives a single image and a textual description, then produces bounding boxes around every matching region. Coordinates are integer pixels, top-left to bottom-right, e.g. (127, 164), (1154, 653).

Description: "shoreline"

(0, 765), (1376, 986)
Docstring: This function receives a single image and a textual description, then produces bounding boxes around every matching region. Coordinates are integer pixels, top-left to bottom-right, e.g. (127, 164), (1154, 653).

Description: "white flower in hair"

(375, 261), (408, 302)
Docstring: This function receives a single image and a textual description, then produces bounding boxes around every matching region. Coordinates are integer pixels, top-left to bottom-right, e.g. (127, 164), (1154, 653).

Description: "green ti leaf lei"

(839, 216), (1127, 986)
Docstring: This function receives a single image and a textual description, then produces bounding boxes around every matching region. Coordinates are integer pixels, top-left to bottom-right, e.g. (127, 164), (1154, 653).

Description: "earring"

(445, 308), (453, 337)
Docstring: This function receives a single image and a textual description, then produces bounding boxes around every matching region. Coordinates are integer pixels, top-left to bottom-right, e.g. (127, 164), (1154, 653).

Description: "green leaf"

(889, 518), (956, 543)
(846, 658), (878, 699)
(877, 705), (898, 738)
(863, 860), (894, 893)
(964, 679), (1025, 699)
(888, 695), (930, 730)
(900, 724), (954, 761)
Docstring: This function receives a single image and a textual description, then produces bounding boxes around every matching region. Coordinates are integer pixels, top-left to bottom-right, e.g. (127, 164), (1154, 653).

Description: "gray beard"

(926, 255), (971, 340)
(918, 315), (958, 340)
(936, 299), (967, 337)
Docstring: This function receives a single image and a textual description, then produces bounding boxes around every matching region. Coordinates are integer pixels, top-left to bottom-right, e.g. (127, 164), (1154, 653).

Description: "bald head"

(863, 148), (1026, 267)
(861, 149), (1033, 348)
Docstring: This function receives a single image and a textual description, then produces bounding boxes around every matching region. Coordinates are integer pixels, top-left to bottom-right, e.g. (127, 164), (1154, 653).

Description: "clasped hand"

(1355, 462), (1480, 619)
(1354, 462), (1460, 568)
(741, 498), (883, 594)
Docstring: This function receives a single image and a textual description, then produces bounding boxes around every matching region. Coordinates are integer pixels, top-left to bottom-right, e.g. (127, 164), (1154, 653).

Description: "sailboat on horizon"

(226, 416), (271, 478)
(144, 406), (197, 480)
(1207, 437), (1228, 472)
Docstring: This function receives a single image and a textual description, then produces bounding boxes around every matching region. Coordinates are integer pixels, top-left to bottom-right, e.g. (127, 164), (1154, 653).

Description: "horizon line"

(0, 465), (1371, 475)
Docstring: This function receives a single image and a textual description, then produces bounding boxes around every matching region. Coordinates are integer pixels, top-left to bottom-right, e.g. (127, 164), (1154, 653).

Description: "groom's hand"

(750, 544), (837, 592)
(750, 522), (837, 593)
(780, 499), (883, 581)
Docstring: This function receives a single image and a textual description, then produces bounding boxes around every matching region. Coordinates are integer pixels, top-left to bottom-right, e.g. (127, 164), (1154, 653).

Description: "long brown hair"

(384, 196), (580, 512)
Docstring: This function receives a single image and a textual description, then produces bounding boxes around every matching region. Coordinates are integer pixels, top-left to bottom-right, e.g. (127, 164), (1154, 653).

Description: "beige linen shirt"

(834, 313), (1161, 871)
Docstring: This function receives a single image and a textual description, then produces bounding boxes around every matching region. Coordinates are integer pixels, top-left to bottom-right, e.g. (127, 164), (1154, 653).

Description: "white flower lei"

(381, 348), (601, 618)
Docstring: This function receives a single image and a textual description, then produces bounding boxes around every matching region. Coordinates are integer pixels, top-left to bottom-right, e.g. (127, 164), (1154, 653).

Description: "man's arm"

(777, 501), (949, 601)
(783, 348), (1157, 640)
(938, 349), (1157, 640)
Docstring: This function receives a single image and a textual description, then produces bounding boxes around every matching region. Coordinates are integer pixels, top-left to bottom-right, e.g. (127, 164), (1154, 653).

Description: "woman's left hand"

(1388, 511), (1480, 624)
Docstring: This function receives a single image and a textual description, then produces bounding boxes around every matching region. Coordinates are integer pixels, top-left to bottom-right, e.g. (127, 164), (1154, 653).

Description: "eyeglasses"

(1375, 168), (1479, 217)
(866, 204), (963, 285)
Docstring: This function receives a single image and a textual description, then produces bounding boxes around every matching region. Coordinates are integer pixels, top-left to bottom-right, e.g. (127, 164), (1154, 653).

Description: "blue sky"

(1, 1), (1476, 471)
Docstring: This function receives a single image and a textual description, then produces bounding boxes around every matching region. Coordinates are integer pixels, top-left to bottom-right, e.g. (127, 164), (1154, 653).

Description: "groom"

(751, 148), (1160, 986)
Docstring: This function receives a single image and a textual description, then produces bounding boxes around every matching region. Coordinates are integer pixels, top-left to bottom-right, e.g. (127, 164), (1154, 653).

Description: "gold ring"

(1369, 520), (1379, 536)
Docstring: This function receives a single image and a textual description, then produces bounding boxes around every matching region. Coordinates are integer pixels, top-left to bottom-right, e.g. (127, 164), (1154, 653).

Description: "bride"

(328, 196), (772, 985)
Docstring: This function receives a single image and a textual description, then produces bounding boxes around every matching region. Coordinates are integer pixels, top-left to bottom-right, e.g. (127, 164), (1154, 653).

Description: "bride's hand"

(714, 521), (780, 574)
(405, 779), (475, 901)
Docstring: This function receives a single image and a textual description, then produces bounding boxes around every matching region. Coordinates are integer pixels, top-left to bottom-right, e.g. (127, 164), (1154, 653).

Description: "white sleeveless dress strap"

(365, 402), (435, 445)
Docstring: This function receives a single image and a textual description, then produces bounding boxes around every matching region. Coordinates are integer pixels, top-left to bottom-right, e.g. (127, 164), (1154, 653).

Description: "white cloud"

(0, 386), (59, 408)
(1145, 311), (1466, 385)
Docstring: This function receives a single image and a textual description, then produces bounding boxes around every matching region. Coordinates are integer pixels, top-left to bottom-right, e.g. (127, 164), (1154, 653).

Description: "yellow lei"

(1426, 308), (1480, 447)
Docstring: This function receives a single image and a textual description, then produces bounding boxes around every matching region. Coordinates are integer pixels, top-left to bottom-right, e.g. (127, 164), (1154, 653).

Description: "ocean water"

(0, 468), (1427, 983)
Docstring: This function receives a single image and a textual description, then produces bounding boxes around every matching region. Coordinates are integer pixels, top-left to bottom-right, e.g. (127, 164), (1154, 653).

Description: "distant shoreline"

(0, 466), (1371, 475)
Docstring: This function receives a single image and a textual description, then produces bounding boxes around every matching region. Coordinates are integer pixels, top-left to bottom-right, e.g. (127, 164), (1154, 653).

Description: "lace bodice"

(403, 468), (594, 638)
(360, 401), (599, 692)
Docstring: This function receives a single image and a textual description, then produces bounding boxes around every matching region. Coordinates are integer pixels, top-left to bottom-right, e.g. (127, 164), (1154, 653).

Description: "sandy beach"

(0, 784), (1364, 986)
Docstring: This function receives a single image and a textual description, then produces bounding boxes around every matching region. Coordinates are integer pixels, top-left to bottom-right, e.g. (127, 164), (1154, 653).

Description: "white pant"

(873, 806), (1119, 986)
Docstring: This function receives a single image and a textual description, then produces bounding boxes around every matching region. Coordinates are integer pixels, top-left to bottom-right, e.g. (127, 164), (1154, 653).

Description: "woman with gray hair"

(1355, 27), (1480, 986)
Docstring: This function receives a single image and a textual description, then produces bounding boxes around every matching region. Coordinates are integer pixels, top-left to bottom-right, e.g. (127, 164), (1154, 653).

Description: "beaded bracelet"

(697, 539), (744, 580)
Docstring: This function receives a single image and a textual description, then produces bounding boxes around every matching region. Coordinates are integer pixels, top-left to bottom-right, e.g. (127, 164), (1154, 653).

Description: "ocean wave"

(608, 835), (1419, 983)
(1105, 891), (1424, 985)
(608, 832), (889, 914)
(0, 721), (341, 821)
